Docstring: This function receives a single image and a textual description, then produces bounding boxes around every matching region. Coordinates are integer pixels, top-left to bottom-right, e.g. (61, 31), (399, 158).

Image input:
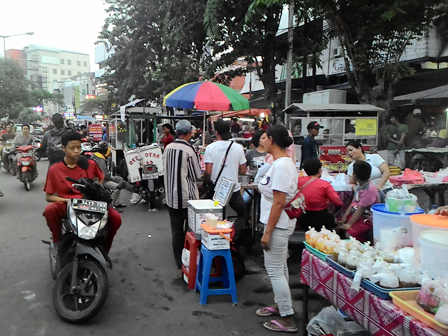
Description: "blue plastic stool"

(195, 245), (238, 305)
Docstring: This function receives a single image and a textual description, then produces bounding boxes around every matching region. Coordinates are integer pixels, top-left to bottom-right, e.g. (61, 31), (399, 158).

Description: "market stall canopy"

(163, 81), (250, 111)
(393, 84), (448, 106)
(209, 109), (270, 122)
(283, 103), (385, 114)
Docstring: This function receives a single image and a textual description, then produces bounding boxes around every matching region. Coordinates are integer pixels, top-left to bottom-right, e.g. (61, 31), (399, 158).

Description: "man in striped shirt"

(163, 120), (202, 269)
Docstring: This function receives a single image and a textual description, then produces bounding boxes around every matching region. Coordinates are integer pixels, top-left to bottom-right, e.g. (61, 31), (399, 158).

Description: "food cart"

(108, 100), (159, 175)
(284, 103), (384, 172)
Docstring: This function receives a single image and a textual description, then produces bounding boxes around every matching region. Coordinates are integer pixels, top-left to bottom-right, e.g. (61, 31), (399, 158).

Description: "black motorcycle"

(43, 177), (113, 324)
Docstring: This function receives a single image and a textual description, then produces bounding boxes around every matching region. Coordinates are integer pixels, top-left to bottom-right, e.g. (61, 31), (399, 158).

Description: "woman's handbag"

(284, 177), (317, 219)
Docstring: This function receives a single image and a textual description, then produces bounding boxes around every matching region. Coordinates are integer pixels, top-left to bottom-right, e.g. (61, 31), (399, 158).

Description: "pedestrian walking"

(163, 120), (202, 269)
(203, 119), (247, 243)
(385, 115), (408, 169)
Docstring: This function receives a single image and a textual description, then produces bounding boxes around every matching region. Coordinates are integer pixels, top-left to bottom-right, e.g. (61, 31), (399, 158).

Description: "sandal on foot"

(256, 307), (280, 317)
(263, 320), (297, 333)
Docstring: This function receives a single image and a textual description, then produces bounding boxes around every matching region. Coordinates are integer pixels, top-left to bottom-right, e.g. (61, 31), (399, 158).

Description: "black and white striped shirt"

(163, 139), (202, 209)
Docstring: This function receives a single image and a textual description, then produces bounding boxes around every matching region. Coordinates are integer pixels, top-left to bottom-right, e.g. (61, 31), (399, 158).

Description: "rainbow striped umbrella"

(163, 81), (250, 111)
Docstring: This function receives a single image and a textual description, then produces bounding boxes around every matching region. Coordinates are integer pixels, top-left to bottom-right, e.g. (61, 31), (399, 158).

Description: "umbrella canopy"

(163, 81), (250, 111)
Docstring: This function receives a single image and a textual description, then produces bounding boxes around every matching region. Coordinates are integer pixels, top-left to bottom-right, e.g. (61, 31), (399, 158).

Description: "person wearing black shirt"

(300, 121), (324, 169)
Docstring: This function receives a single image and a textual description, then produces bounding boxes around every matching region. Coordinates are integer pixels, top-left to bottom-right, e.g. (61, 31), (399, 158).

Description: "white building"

(23, 45), (90, 115)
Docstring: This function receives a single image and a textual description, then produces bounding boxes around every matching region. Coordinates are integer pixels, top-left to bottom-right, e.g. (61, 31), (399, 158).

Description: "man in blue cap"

(163, 120), (202, 269)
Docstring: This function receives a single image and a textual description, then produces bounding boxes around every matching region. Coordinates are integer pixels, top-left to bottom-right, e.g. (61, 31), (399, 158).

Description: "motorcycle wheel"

(11, 159), (16, 176)
(24, 171), (32, 191)
(53, 258), (108, 324)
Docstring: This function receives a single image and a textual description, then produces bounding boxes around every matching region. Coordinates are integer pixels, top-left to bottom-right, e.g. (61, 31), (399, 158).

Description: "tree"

(19, 109), (40, 123)
(257, 0), (445, 130)
(204, 0), (285, 122)
(0, 59), (30, 119)
(99, 0), (209, 105)
(81, 94), (113, 116)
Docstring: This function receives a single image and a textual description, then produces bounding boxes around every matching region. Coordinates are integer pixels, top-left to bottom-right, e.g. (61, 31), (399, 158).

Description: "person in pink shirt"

(340, 160), (380, 243)
(296, 159), (342, 230)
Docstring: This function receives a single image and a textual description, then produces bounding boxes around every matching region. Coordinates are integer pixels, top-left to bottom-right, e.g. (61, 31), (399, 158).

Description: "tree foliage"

(81, 93), (113, 116)
(99, 0), (209, 105)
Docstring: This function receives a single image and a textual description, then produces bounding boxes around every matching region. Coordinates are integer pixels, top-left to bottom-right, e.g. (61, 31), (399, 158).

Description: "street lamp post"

(0, 32), (34, 58)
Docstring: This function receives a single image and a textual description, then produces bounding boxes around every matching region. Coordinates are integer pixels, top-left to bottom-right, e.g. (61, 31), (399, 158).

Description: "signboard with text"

(89, 124), (103, 142)
(356, 119), (377, 136)
(319, 145), (373, 173)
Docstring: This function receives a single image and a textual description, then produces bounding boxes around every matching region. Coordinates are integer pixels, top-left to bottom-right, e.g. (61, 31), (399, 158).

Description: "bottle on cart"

(428, 205), (438, 214)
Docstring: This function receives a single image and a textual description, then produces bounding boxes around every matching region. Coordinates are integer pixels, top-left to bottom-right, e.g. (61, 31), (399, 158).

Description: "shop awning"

(283, 103), (384, 113)
(209, 109), (270, 121)
(393, 84), (448, 106)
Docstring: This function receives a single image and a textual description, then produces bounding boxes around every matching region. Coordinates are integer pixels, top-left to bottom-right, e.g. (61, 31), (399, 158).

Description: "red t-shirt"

(44, 160), (105, 199)
(297, 176), (343, 211)
(161, 134), (174, 148)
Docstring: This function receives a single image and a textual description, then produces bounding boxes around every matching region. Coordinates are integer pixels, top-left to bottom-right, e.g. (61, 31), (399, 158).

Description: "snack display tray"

(390, 290), (448, 335)
(304, 242), (331, 261)
(327, 258), (420, 300)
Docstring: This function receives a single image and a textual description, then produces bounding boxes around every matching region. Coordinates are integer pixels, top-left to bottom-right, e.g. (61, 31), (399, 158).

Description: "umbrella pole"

(202, 111), (206, 148)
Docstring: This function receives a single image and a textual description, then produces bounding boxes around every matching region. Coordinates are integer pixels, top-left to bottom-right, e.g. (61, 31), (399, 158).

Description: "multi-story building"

(4, 45), (91, 115)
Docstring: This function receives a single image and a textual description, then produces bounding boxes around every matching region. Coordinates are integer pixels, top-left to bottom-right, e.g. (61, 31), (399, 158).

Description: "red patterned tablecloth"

(300, 250), (442, 336)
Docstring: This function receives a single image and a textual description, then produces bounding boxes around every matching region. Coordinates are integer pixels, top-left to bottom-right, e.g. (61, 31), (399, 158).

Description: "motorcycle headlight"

(69, 206), (78, 230)
(77, 220), (100, 240)
(99, 211), (108, 230)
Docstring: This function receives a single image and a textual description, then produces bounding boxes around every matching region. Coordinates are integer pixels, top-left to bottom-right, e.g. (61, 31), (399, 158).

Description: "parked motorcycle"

(16, 144), (38, 191)
(80, 138), (95, 158)
(43, 177), (113, 324)
(2, 139), (17, 175)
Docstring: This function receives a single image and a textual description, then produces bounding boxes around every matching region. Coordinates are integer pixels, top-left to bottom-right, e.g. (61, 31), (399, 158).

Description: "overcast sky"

(0, 0), (108, 70)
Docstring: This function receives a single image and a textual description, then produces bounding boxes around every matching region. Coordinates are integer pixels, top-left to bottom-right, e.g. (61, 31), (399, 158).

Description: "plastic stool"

(182, 232), (201, 289)
(195, 245), (237, 305)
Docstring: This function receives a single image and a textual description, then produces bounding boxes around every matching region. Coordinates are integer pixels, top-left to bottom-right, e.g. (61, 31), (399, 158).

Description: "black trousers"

(228, 191), (247, 242)
(296, 209), (337, 231)
(167, 207), (188, 269)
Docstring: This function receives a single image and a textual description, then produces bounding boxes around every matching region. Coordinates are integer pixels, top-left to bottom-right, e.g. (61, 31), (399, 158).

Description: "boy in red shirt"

(43, 131), (122, 253)
(340, 160), (380, 242)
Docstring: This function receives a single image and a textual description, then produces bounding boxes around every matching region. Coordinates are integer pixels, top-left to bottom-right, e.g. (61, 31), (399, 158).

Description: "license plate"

(142, 172), (158, 180)
(72, 199), (108, 213)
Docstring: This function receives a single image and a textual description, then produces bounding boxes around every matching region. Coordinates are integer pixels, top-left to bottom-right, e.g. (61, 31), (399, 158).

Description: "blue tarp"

(75, 116), (96, 120)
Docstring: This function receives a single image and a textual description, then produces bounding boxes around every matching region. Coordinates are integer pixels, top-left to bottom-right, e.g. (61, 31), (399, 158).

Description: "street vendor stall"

(284, 103), (384, 172)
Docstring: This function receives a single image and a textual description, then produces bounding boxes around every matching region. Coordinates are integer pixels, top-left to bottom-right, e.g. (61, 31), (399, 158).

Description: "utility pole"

(284, 2), (294, 128)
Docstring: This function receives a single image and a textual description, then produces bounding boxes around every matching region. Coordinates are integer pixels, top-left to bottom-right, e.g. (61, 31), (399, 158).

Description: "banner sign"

(319, 145), (372, 173)
(89, 124), (103, 142)
(356, 119), (377, 136)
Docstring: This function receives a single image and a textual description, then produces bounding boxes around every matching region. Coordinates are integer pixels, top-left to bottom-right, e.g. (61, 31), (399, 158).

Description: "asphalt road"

(0, 159), (324, 336)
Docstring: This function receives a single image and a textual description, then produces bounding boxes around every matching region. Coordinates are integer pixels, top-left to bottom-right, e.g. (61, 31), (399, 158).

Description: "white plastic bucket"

(372, 204), (424, 247)
(411, 214), (448, 263)
(418, 230), (448, 279)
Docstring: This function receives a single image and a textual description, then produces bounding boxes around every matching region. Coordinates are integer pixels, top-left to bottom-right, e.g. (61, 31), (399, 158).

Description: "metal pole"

(284, 2), (294, 127)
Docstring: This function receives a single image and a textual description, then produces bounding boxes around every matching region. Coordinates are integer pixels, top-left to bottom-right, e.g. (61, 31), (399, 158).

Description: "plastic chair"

(181, 231), (201, 289)
(195, 245), (237, 305)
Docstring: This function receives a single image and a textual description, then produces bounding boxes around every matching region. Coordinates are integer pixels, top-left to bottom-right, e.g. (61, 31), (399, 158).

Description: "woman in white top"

(256, 125), (298, 333)
(346, 140), (393, 200)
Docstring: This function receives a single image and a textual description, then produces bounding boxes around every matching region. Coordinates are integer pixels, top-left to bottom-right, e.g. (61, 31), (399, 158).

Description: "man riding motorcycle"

(12, 124), (38, 180)
(42, 131), (122, 259)
(92, 141), (127, 212)
(12, 123), (35, 148)
(1, 123), (16, 170)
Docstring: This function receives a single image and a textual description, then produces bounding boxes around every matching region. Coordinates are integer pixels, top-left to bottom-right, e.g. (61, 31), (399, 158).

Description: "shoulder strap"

(215, 141), (233, 183)
(298, 177), (317, 192)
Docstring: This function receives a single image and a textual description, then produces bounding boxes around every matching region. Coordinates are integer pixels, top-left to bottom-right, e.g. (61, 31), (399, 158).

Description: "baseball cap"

(175, 120), (192, 134)
(307, 121), (324, 130)
(413, 108), (422, 115)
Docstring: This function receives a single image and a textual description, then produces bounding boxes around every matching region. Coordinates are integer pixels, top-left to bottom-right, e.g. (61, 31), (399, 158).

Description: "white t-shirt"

(258, 157), (298, 229)
(204, 140), (246, 192)
(347, 154), (393, 190)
